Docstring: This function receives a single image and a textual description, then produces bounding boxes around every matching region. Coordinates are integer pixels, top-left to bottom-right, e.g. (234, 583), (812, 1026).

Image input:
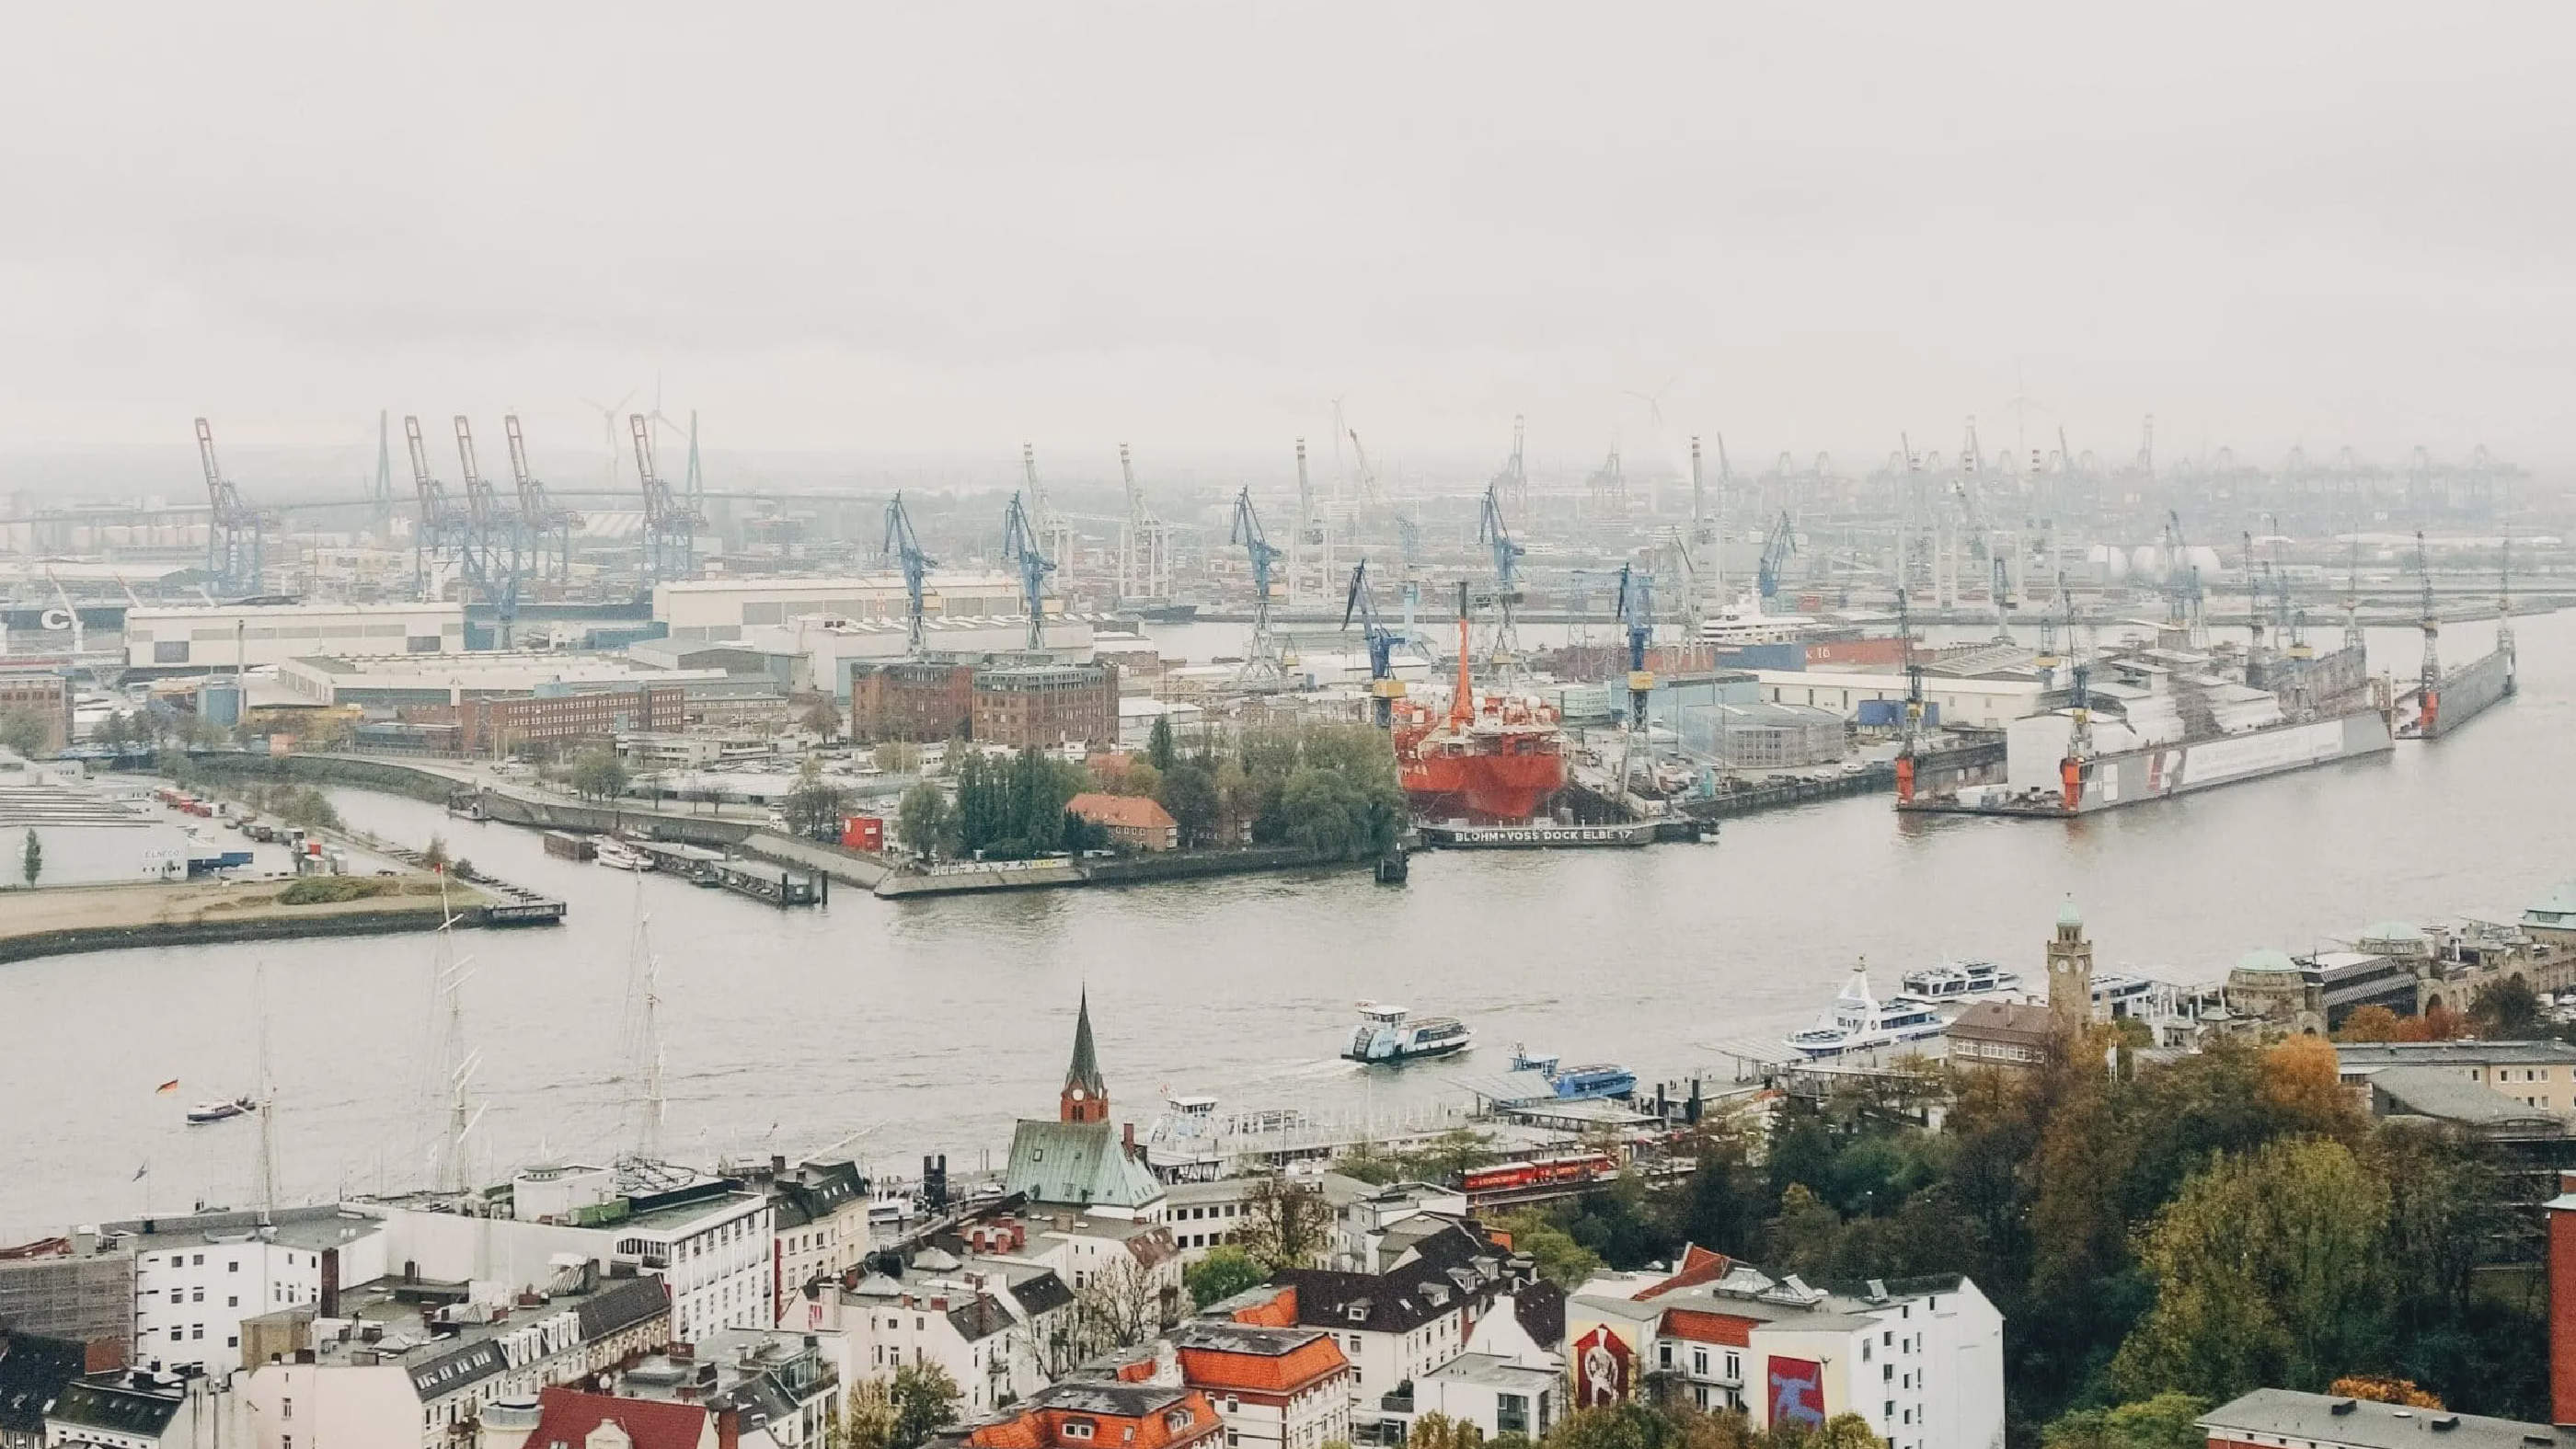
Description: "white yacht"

(594, 840), (652, 871)
(1699, 591), (1817, 646)
(1783, 962), (1947, 1060)
(1897, 960), (2021, 1003)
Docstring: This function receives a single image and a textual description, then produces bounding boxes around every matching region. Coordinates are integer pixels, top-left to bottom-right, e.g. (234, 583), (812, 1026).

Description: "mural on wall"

(1571, 1324), (1633, 1408)
(1767, 1355), (1824, 1428)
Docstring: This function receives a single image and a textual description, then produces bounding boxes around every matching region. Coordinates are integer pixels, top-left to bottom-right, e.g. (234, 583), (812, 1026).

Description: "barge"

(1419, 820), (1655, 848)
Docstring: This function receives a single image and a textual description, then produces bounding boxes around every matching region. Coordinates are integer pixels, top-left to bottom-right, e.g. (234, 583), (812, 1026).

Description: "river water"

(5, 615), (2570, 1238)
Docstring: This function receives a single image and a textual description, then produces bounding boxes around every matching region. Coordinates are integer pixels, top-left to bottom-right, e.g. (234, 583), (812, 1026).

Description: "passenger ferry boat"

(1507, 1046), (1638, 1099)
(1783, 962), (1947, 1061)
(1344, 1003), (1474, 1064)
(1896, 960), (2020, 1003)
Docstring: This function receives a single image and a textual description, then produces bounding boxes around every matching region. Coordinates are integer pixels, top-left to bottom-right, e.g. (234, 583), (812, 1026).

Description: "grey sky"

(4, 3), (2568, 471)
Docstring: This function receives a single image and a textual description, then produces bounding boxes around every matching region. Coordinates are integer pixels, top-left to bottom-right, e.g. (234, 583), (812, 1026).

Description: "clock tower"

(1061, 988), (1109, 1123)
(2047, 895), (2095, 1031)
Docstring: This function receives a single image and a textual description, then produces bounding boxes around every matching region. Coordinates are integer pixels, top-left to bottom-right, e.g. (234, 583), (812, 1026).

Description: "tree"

(571, 748), (627, 802)
(2044, 1394), (2213, 1449)
(19, 828), (40, 888)
(2471, 975), (2546, 1039)
(874, 740), (923, 775)
(2329, 1377), (2443, 1409)
(1237, 1174), (1330, 1271)
(0, 709), (50, 758)
(829, 1377), (899, 1449)
(1494, 1208), (1605, 1288)
(421, 834), (451, 871)
(2336, 1006), (2404, 1042)
(1117, 759), (1163, 800)
(1159, 758), (1222, 849)
(1146, 712), (1176, 771)
(888, 1363), (960, 1449)
(785, 754), (852, 839)
(2258, 1036), (2363, 1139)
(1409, 1414), (1486, 1449)
(896, 781), (950, 859)
(1072, 1253), (1164, 1357)
(1543, 1403), (1677, 1449)
(1280, 765), (1375, 859)
(2113, 1137), (2394, 1400)
(1185, 1244), (1269, 1308)
(801, 696), (844, 741)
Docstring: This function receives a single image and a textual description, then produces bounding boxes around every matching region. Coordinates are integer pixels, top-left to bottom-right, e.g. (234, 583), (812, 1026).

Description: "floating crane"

(1002, 491), (1054, 652)
(194, 419), (272, 597)
(881, 493), (935, 657)
(452, 417), (524, 646)
(404, 415), (471, 601)
(628, 413), (701, 586)
(2414, 529), (2440, 735)
(1228, 488), (1287, 692)
(1341, 560), (1404, 728)
(503, 415), (581, 581)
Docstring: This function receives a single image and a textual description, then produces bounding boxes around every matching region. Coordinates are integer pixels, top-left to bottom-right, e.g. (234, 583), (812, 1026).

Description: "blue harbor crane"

(1478, 483), (1524, 593)
(404, 415), (473, 602)
(1002, 491), (1054, 652)
(1229, 488), (1288, 690)
(881, 493), (936, 657)
(194, 419), (272, 598)
(1755, 511), (1798, 603)
(1341, 560), (1405, 728)
(1615, 564), (1655, 737)
(451, 417), (525, 646)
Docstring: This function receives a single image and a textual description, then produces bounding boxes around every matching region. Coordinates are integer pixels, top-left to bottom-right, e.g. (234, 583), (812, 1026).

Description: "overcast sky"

(4, 3), (2569, 476)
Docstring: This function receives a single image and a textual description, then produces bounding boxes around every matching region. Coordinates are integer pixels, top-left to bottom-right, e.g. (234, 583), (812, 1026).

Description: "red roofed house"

(957, 1378), (1224, 1449)
(1173, 1296), (1354, 1449)
(1067, 793), (1179, 852)
(507, 1385), (725, 1449)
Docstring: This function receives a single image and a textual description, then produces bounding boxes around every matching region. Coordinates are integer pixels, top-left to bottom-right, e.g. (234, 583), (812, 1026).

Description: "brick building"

(974, 662), (1120, 750)
(847, 661), (977, 742)
(0, 661), (73, 754)
(450, 685), (687, 753)
(1068, 793), (1179, 851)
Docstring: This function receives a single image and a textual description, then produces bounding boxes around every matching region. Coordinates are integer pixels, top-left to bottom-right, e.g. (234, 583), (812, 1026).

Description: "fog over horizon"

(6, 3), (2572, 487)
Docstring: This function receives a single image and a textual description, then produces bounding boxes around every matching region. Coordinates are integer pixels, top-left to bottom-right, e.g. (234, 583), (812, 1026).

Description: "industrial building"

(655, 573), (1033, 640)
(754, 613), (1098, 696)
(1752, 670), (2052, 729)
(1673, 701), (1847, 769)
(973, 661), (1121, 750)
(431, 685), (689, 753)
(275, 651), (729, 709)
(0, 786), (190, 887)
(123, 601), (464, 671)
(845, 660), (978, 742)
(0, 659), (74, 753)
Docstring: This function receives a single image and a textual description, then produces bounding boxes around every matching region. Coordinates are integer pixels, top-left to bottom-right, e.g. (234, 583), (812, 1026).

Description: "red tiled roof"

(1179, 1336), (1351, 1395)
(966, 1390), (1225, 1449)
(529, 1386), (715, 1449)
(1229, 1288), (1299, 1328)
(1067, 793), (1177, 831)
(1660, 1308), (1756, 1347)
(1635, 1244), (1731, 1301)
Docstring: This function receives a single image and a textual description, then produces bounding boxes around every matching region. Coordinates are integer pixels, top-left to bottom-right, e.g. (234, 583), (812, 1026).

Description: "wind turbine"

(578, 390), (637, 489)
(1619, 373), (1693, 512)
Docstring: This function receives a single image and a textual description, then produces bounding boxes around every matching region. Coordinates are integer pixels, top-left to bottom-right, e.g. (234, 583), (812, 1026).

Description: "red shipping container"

(841, 816), (885, 852)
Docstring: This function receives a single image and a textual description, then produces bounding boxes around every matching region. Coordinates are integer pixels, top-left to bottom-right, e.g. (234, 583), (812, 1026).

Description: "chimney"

(2555, 1171), (2576, 1426)
(1123, 1121), (1137, 1156)
(772, 1154), (788, 1176)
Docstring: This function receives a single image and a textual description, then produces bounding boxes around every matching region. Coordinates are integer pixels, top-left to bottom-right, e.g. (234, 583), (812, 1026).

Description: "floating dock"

(715, 860), (827, 906)
(2398, 642), (2515, 741)
(1420, 821), (1657, 848)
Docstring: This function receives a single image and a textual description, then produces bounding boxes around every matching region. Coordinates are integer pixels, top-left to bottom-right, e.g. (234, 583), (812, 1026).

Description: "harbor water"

(2, 615), (2568, 1237)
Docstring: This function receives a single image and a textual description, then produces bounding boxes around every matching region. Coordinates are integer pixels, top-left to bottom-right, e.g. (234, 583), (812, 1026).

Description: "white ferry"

(1344, 1003), (1474, 1065)
(1783, 962), (1947, 1061)
(1699, 592), (1817, 646)
(1896, 960), (2021, 1003)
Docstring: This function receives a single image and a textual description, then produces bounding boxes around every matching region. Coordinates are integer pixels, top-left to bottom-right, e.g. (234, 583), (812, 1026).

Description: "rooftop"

(2368, 1067), (2566, 1133)
(2337, 1041), (2576, 1070)
(1424, 1351), (1561, 1390)
(2202, 1387), (2559, 1449)
(2236, 948), (2300, 974)
(108, 1205), (385, 1258)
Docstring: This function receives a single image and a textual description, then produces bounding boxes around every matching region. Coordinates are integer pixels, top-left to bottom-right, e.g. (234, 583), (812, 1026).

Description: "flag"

(132, 1163), (149, 1181)
(155, 1080), (178, 1096)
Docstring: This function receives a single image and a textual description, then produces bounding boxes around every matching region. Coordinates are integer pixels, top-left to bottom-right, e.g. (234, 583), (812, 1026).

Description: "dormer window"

(1063, 1420), (1096, 1441)
(1167, 1411), (1194, 1433)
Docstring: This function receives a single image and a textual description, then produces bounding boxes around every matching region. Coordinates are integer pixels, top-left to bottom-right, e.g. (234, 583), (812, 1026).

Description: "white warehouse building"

(656, 573), (1035, 641)
(1752, 671), (2051, 730)
(126, 602), (466, 671)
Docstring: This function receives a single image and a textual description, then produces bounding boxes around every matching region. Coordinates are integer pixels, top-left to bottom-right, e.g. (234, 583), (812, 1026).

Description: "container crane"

(1340, 560), (1404, 728)
(194, 419), (272, 597)
(452, 418), (524, 646)
(881, 493), (935, 657)
(1228, 488), (1287, 691)
(1116, 443), (1171, 602)
(504, 415), (581, 581)
(2414, 529), (2440, 735)
(629, 413), (701, 586)
(1002, 492), (1054, 652)
(404, 415), (470, 601)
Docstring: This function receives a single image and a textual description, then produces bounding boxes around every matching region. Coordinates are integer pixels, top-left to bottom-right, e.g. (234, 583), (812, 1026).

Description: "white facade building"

(657, 575), (1033, 641)
(125, 603), (464, 671)
(1751, 671), (2049, 729)
(116, 1208), (391, 1377)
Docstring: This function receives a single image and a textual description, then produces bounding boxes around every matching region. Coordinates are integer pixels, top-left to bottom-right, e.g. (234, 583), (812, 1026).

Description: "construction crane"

(452, 417), (524, 646)
(503, 415), (581, 581)
(1002, 491), (1054, 652)
(2414, 529), (2440, 734)
(1893, 586), (1926, 805)
(881, 493), (935, 657)
(629, 413), (701, 586)
(1228, 488), (1287, 692)
(404, 415), (470, 601)
(1341, 560), (1404, 728)
(1755, 512), (1798, 602)
(1346, 429), (1387, 510)
(193, 419), (271, 598)
(2035, 572), (2068, 689)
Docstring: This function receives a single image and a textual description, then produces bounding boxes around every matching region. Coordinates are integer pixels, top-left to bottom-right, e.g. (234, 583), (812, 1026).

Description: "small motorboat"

(187, 1097), (257, 1126)
(594, 840), (653, 872)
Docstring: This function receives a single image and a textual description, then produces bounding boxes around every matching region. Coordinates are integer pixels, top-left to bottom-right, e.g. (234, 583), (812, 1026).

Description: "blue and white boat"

(1783, 962), (1947, 1061)
(1507, 1046), (1639, 1099)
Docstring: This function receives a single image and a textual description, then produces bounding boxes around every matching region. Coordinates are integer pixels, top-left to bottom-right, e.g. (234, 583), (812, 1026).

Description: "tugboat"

(1782, 961), (1946, 1061)
(1343, 1003), (1474, 1064)
(186, 1096), (257, 1126)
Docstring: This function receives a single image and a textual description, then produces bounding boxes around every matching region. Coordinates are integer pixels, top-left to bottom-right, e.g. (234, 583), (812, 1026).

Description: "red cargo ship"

(1394, 615), (1569, 823)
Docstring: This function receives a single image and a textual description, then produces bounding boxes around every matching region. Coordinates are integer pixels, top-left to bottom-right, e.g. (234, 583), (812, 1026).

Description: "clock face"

(1071, 1088), (1087, 1101)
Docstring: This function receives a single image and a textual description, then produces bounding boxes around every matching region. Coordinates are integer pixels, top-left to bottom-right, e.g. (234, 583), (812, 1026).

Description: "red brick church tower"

(1061, 989), (1109, 1124)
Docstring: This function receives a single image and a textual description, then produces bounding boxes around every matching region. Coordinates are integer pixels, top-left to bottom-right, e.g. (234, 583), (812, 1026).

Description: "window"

(1498, 1394), (1531, 1435)
(228, 1296), (238, 1308)
(1692, 1348), (1708, 1375)
(1659, 1343), (1673, 1369)
(284, 1397), (294, 1420)
(1724, 1352), (1740, 1380)
(1064, 1422), (1096, 1441)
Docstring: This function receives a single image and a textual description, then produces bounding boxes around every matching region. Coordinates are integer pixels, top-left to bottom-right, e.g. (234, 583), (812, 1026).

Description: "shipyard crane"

(194, 419), (272, 597)
(881, 493), (935, 656)
(1021, 444), (1075, 575)
(2415, 529), (2440, 734)
(2499, 527), (2515, 663)
(1615, 561), (1655, 742)
(1473, 480), (1528, 678)
(1346, 428), (1387, 510)
(1340, 560), (1404, 728)
(1002, 491), (1054, 652)
(1291, 439), (1328, 604)
(1392, 511), (1426, 653)
(1116, 443), (1171, 602)
(2243, 530), (2267, 668)
(372, 410), (397, 538)
(2163, 512), (2203, 639)
(504, 415), (581, 580)
(404, 415), (471, 601)
(1228, 488), (1288, 692)
(2061, 644), (2094, 812)
(1755, 512), (1798, 602)
(2035, 572), (2069, 689)
(452, 417), (525, 645)
(628, 414), (701, 585)
(1893, 586), (1926, 805)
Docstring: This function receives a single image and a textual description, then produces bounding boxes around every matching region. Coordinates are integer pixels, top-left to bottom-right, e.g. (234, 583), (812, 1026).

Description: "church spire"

(1062, 988), (1109, 1123)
